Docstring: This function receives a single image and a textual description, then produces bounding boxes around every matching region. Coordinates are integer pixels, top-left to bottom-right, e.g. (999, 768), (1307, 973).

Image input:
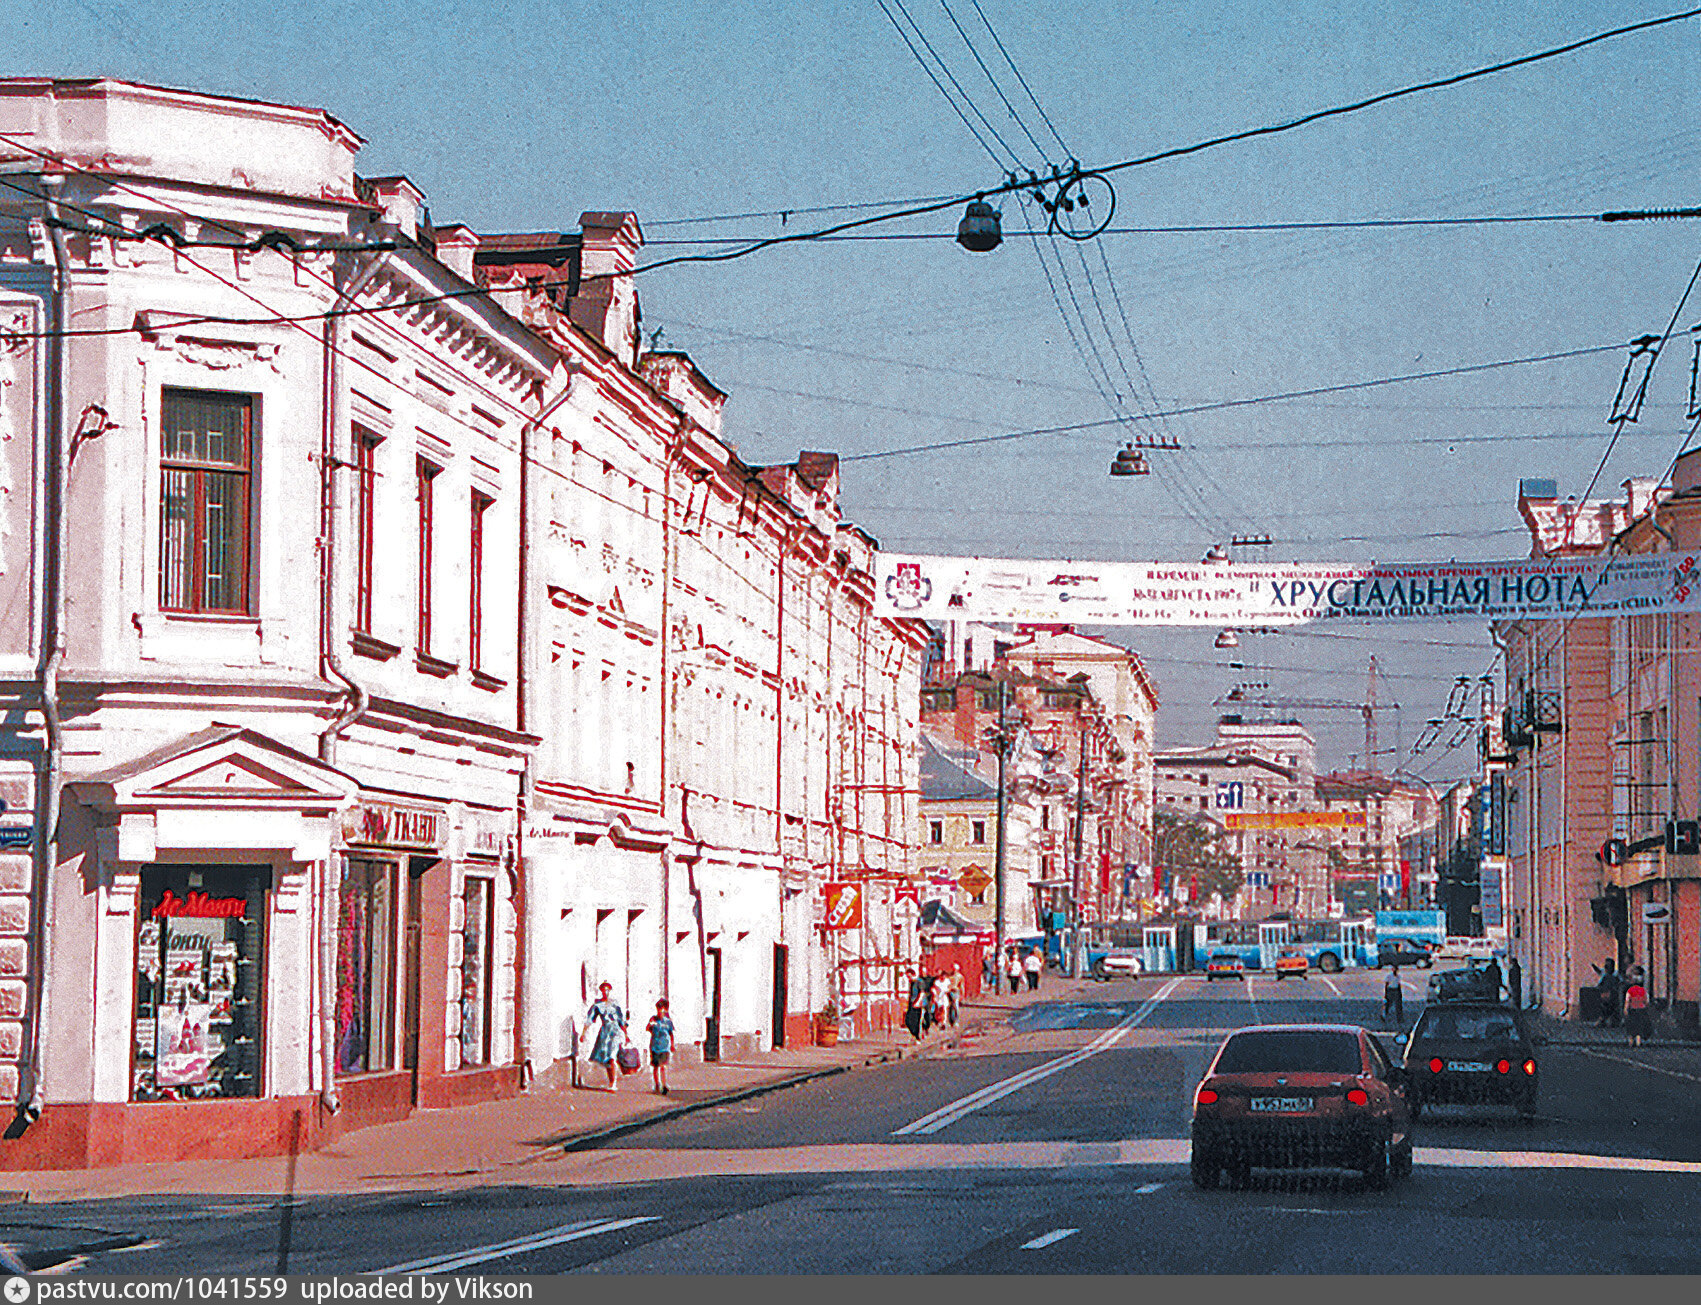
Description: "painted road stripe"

(893, 977), (1183, 1135)
(376, 1217), (658, 1274)
(1320, 975), (1343, 997)
(563, 1139), (1701, 1183)
(1021, 1228), (1079, 1250)
(1565, 1044), (1701, 1086)
(1135, 1182), (1164, 1194)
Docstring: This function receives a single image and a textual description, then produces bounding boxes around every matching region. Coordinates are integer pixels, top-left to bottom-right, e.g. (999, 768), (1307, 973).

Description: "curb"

(548, 1042), (923, 1154)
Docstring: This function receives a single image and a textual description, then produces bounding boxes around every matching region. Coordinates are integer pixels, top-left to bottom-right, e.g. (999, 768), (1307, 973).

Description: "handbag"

(616, 1044), (642, 1074)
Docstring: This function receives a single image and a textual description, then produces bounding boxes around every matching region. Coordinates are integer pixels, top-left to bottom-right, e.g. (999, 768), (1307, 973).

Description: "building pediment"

(72, 726), (359, 816)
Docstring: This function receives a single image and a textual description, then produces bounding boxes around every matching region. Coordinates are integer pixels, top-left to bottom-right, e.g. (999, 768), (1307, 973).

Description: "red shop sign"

(152, 889), (246, 919)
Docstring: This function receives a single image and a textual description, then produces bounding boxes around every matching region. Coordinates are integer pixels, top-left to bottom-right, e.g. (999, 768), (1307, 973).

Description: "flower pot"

(815, 1016), (839, 1046)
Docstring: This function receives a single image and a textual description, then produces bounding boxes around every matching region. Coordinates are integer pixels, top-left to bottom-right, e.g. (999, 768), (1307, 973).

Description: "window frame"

(353, 427), (381, 634)
(158, 388), (256, 616)
(469, 489), (493, 672)
(416, 458), (441, 654)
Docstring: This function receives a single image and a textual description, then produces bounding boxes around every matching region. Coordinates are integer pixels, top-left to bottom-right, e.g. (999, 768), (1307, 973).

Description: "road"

(18, 968), (1701, 1274)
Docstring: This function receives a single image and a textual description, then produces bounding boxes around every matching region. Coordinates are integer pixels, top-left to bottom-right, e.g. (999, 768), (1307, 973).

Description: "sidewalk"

(9, 972), (1098, 1204)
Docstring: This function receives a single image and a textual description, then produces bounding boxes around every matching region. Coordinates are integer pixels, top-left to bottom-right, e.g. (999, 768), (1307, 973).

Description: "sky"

(11, 0), (1701, 779)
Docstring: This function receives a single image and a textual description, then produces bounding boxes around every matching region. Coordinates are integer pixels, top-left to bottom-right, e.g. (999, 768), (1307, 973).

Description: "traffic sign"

(1643, 901), (1672, 925)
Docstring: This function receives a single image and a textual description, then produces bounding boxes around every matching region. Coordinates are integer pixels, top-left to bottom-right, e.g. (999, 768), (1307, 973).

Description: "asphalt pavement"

(8, 965), (1701, 1274)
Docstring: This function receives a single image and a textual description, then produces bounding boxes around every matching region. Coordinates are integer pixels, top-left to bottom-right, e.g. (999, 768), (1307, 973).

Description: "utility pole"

(1072, 719), (1088, 975)
(988, 679), (1012, 963)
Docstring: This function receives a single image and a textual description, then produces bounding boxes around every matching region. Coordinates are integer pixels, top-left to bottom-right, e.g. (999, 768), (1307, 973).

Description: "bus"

(1192, 921), (1266, 970)
(1375, 909), (1446, 953)
(1268, 917), (1377, 972)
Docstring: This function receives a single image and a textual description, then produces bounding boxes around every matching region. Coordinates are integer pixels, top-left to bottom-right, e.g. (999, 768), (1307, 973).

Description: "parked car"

(1427, 958), (1501, 1003)
(1190, 1024), (1415, 1189)
(1436, 935), (1497, 962)
(1399, 1000), (1538, 1118)
(1205, 951), (1246, 981)
(1273, 947), (1309, 980)
(1093, 947), (1144, 980)
(1376, 938), (1434, 969)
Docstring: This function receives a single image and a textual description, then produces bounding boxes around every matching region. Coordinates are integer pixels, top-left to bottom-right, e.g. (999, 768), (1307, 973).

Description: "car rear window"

(1214, 1030), (1363, 1074)
(1417, 1010), (1518, 1041)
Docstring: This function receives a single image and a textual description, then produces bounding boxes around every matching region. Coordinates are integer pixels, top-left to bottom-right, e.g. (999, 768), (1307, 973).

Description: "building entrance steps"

(7, 970), (1099, 1202)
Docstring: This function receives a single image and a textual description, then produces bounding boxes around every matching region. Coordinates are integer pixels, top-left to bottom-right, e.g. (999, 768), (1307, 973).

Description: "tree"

(1154, 810), (1243, 907)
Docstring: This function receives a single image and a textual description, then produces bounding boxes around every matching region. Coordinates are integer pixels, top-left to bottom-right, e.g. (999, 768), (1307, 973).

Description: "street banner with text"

(1223, 810), (1368, 831)
(875, 551), (1701, 626)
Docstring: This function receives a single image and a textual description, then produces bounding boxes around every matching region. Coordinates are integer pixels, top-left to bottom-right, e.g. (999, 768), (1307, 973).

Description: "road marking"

(892, 977), (1183, 1135)
(1564, 1044), (1701, 1086)
(1021, 1228), (1079, 1250)
(375, 1217), (658, 1273)
(553, 1140), (1701, 1184)
(1135, 1182), (1164, 1194)
(1320, 975), (1343, 997)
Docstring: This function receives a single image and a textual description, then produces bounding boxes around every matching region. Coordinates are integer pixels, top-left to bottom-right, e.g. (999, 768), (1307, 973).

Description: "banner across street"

(874, 550), (1701, 626)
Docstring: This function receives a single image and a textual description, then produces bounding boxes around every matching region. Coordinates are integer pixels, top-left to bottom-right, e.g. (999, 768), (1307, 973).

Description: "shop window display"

(133, 866), (265, 1101)
(459, 877), (493, 1067)
(336, 858), (397, 1076)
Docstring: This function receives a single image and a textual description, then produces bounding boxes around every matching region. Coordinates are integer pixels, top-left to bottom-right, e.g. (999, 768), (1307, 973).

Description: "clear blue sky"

(11, 1), (1701, 772)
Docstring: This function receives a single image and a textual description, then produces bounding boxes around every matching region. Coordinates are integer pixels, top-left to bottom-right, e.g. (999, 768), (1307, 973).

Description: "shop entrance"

(771, 944), (788, 1048)
(704, 946), (722, 1062)
(402, 857), (428, 1104)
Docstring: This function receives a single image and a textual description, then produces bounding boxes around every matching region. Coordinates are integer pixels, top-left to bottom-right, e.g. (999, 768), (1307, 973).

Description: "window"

(416, 459), (441, 653)
(459, 876), (494, 1068)
(971, 820), (986, 845)
(353, 428), (380, 633)
(160, 389), (253, 613)
(133, 865), (265, 1100)
(929, 820), (943, 845)
(469, 491), (492, 670)
(335, 858), (396, 1075)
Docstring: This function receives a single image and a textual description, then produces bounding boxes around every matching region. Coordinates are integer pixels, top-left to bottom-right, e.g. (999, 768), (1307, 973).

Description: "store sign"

(875, 551), (1701, 626)
(824, 882), (862, 929)
(1224, 811), (1366, 831)
(0, 826), (29, 849)
(151, 889), (245, 919)
(1643, 901), (1673, 925)
(344, 801), (444, 850)
(959, 866), (993, 894)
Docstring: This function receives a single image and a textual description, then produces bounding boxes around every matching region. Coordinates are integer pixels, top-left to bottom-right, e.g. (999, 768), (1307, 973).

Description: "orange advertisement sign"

(824, 882), (862, 929)
(1223, 810), (1368, 831)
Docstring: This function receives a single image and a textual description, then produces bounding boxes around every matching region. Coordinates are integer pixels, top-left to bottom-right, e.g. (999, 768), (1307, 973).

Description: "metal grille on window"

(159, 390), (252, 613)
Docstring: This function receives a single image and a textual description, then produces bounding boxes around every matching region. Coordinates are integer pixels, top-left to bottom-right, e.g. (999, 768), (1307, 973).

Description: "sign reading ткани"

(874, 552), (1701, 626)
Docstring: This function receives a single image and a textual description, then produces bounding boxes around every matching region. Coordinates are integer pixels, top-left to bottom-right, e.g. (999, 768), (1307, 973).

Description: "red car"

(1190, 1023), (1415, 1189)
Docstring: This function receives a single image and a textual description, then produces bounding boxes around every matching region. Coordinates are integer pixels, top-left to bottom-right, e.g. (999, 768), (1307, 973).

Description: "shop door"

(771, 944), (788, 1049)
(403, 858), (425, 1103)
(704, 946), (722, 1062)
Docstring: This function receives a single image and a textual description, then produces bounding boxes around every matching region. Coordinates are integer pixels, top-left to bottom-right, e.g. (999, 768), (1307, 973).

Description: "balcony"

(1501, 689), (1561, 752)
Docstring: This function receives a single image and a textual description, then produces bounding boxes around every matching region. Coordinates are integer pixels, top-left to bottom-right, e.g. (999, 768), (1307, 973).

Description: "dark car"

(1204, 951), (1246, 981)
(1376, 938), (1434, 969)
(1427, 957), (1501, 1003)
(1190, 1024), (1415, 1190)
(1400, 1001), (1538, 1118)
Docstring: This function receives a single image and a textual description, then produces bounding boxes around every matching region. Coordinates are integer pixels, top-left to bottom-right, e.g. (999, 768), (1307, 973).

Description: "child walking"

(646, 998), (676, 1094)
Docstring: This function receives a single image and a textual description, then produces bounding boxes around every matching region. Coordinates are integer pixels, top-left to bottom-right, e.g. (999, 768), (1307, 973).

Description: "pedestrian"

(584, 981), (627, 1092)
(645, 998), (675, 1094)
(1024, 947), (1043, 991)
(948, 964), (963, 1025)
(982, 949), (996, 991)
(1624, 966), (1652, 1047)
(1507, 956), (1523, 1010)
(1383, 964), (1404, 1029)
(1483, 955), (1504, 1004)
(1592, 958), (1622, 1027)
(904, 976), (924, 1040)
(921, 975), (939, 1032)
(1006, 949), (1023, 994)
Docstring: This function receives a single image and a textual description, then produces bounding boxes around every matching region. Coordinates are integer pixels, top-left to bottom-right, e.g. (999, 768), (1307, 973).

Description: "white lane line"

(1134, 1182), (1164, 1194)
(893, 977), (1183, 1136)
(1565, 1044), (1701, 1086)
(1021, 1228), (1079, 1250)
(376, 1217), (658, 1274)
(1320, 975), (1343, 997)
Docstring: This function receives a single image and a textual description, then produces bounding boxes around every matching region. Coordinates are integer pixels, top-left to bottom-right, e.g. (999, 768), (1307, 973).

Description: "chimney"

(571, 211), (644, 365)
(367, 176), (425, 240)
(433, 224), (479, 281)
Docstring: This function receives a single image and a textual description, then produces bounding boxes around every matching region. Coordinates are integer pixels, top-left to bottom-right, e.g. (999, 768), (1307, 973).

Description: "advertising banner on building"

(1223, 810), (1367, 831)
(876, 551), (1701, 626)
(823, 882), (862, 930)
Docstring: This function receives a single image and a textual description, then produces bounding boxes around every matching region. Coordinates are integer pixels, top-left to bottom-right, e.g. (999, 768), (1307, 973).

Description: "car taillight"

(1196, 1088), (1219, 1105)
(1345, 1087), (1369, 1106)
(1496, 1060), (1510, 1074)
(1523, 1059), (1537, 1076)
(1429, 1058), (1444, 1073)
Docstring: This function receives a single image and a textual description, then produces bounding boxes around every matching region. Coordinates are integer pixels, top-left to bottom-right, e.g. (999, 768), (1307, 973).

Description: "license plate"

(1445, 1060), (1492, 1072)
(1249, 1097), (1314, 1112)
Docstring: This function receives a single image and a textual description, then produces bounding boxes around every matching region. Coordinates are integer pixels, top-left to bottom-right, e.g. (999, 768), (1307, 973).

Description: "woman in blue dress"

(585, 981), (627, 1091)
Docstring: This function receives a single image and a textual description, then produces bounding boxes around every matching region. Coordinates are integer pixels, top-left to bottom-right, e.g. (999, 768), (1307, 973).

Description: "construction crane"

(1214, 657), (1395, 774)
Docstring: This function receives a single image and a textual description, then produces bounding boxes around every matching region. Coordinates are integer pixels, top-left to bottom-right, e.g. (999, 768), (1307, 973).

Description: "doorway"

(403, 857), (427, 1104)
(704, 946), (722, 1062)
(771, 944), (788, 1048)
